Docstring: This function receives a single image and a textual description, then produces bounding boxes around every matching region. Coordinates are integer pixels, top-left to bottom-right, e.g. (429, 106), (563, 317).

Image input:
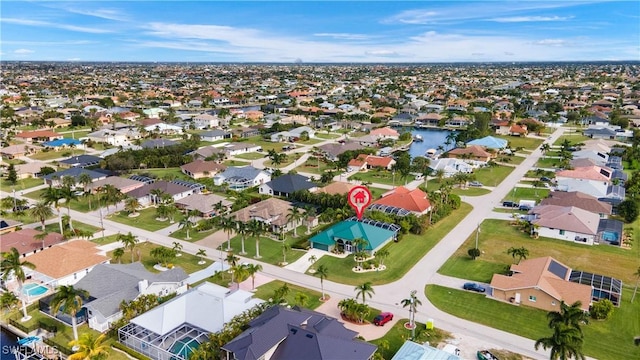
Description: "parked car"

(469, 181), (483, 187)
(540, 176), (552, 182)
(502, 201), (519, 208)
(463, 282), (486, 293)
(373, 312), (394, 326)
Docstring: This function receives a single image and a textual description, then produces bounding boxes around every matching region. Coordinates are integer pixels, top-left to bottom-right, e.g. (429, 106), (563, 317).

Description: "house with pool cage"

(118, 282), (264, 360)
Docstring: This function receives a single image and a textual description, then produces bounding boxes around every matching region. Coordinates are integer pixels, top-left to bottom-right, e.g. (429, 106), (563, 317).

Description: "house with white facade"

(192, 113), (219, 129)
(214, 166), (271, 191)
(428, 158), (473, 178)
(556, 165), (612, 198)
(222, 143), (262, 156)
(530, 205), (600, 245)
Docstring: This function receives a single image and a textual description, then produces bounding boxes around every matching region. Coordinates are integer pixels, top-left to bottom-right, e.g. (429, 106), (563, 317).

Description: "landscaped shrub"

(590, 299), (614, 320)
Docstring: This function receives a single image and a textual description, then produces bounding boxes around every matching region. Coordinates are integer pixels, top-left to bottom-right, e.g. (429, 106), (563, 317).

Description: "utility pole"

(475, 222), (480, 250)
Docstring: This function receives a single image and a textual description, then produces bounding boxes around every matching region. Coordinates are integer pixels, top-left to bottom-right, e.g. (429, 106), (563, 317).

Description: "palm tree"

(281, 242), (291, 264)
(294, 292), (309, 307)
(247, 219), (264, 259)
(78, 173), (94, 211)
(33, 231), (49, 250)
(149, 189), (166, 206)
(68, 332), (109, 360)
(547, 301), (589, 335)
(59, 185), (79, 225)
(245, 263), (263, 290)
(30, 202), (53, 231)
(226, 252), (240, 284)
(507, 246), (530, 263)
(632, 266), (640, 302)
(172, 241), (183, 256)
(0, 291), (19, 313)
(117, 232), (139, 263)
(179, 217), (195, 240)
(315, 264), (329, 301)
(286, 206), (305, 237)
(374, 248), (389, 267)
(1, 247), (36, 321)
(219, 217), (236, 251)
(50, 285), (89, 341)
(113, 247), (125, 264)
(43, 186), (64, 234)
(196, 249), (207, 264)
(124, 197), (141, 216)
(354, 281), (375, 304)
(535, 325), (586, 360)
(236, 221), (248, 255)
(401, 290), (422, 338)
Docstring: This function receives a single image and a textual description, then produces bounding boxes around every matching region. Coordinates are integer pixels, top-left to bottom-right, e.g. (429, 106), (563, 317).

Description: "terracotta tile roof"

(373, 186), (431, 214)
(363, 155), (394, 168)
(556, 166), (611, 181)
(316, 181), (357, 195)
(26, 240), (109, 279)
(490, 257), (591, 311)
(540, 191), (612, 215)
(370, 127), (399, 137)
(510, 124), (528, 133)
(16, 130), (60, 139)
(447, 145), (492, 158)
(0, 229), (64, 255)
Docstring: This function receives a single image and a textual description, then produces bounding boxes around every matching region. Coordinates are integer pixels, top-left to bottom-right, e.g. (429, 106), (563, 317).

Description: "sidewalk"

(283, 248), (326, 273)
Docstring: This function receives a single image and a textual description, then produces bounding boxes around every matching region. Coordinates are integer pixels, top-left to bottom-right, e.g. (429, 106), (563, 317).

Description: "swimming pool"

(169, 336), (200, 360)
(22, 283), (48, 296)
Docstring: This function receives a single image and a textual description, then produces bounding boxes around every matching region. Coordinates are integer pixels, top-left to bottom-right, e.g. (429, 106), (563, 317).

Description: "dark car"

(540, 177), (552, 182)
(502, 201), (518, 208)
(463, 282), (486, 293)
(373, 312), (394, 326)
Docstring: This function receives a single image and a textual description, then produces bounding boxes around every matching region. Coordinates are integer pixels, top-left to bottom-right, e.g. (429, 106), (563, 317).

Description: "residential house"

(314, 181), (357, 195)
(15, 130), (62, 144)
(0, 144), (42, 159)
(370, 127), (400, 139)
(269, 126), (315, 142)
(356, 134), (382, 147)
(539, 191), (612, 218)
(192, 113), (219, 129)
(556, 165), (612, 198)
(231, 198), (300, 234)
(125, 181), (197, 207)
(428, 158), (473, 178)
(259, 174), (318, 197)
(87, 176), (145, 194)
(529, 205), (599, 245)
(25, 240), (110, 287)
(75, 263), (188, 332)
(58, 154), (102, 168)
(466, 136), (508, 150)
(14, 161), (50, 179)
(141, 138), (178, 149)
(279, 115), (311, 125)
(310, 219), (398, 253)
(372, 186), (431, 216)
(43, 168), (108, 187)
(572, 149), (609, 166)
(86, 129), (130, 146)
(191, 146), (227, 161)
(118, 282), (263, 360)
(490, 257), (592, 312)
(214, 166), (271, 191)
(200, 130), (231, 142)
(222, 143), (262, 156)
(317, 142), (365, 162)
(446, 145), (492, 163)
(180, 160), (226, 179)
(234, 127), (261, 138)
(348, 154), (396, 172)
(222, 306), (377, 360)
(0, 229), (63, 256)
(175, 193), (232, 217)
(144, 123), (183, 135)
(391, 340), (460, 360)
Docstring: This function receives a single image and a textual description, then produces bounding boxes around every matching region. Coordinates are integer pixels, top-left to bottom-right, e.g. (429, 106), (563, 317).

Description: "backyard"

(309, 203), (473, 285)
(426, 285), (640, 360)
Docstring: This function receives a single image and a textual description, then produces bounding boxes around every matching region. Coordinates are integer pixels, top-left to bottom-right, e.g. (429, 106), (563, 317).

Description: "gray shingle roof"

(75, 263), (187, 318)
(263, 174), (317, 194)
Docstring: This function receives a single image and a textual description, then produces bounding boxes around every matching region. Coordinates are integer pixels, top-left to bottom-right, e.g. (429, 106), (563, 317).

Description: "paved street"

(2, 128), (571, 358)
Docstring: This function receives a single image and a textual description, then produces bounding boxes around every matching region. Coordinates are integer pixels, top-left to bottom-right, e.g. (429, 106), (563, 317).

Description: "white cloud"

(313, 33), (371, 40)
(1, 17), (113, 34)
(14, 49), (34, 54)
(534, 39), (569, 46)
(2, 40), (94, 46)
(61, 7), (128, 21)
(490, 16), (573, 22)
(364, 50), (400, 57)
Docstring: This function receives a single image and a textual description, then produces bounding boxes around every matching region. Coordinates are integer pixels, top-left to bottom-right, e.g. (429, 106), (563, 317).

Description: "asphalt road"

(3, 128), (574, 359)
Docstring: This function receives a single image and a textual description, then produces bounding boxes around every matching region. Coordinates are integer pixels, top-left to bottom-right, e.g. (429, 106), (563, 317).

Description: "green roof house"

(310, 220), (397, 253)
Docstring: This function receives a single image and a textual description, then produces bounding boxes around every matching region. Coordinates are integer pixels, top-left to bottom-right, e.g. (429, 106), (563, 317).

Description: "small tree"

(468, 248), (481, 260)
(172, 241), (183, 256)
(6, 164), (17, 185)
(113, 247), (125, 264)
(590, 299), (614, 320)
(506, 246), (529, 263)
(315, 264), (329, 301)
(196, 249), (207, 264)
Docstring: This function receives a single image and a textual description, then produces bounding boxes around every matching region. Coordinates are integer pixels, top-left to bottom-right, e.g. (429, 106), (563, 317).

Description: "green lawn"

(223, 159), (251, 166)
(170, 227), (217, 242)
(90, 234), (121, 246)
(314, 133), (341, 139)
(536, 157), (562, 168)
(502, 187), (550, 203)
(553, 134), (590, 146)
(109, 207), (184, 232)
(473, 165), (515, 187)
(297, 158), (337, 175)
(438, 219), (640, 285)
(370, 320), (451, 359)
(234, 152), (267, 160)
(24, 188), (103, 213)
(299, 138), (323, 145)
(0, 208), (55, 225)
(452, 187), (491, 196)
(495, 135), (544, 150)
(310, 203), (473, 285)
(426, 285), (640, 360)
(495, 154), (525, 165)
(29, 149), (86, 161)
(131, 167), (191, 181)
(44, 220), (101, 235)
(107, 241), (208, 274)
(253, 280), (323, 309)
(1, 177), (44, 190)
(349, 169), (402, 187)
(224, 233), (306, 266)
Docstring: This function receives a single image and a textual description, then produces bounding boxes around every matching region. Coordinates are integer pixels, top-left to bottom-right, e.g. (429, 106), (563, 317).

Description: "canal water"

(400, 127), (455, 158)
(1, 326), (20, 360)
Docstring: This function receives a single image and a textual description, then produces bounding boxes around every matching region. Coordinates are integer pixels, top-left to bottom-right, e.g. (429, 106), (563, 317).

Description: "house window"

(559, 230), (565, 235)
(529, 295), (536, 302)
(551, 301), (557, 306)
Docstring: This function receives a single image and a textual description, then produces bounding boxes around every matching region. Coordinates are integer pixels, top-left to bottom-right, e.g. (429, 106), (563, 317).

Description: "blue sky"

(1, 1), (639, 62)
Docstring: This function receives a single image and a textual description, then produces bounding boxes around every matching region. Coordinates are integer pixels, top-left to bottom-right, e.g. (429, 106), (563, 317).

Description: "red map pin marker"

(348, 185), (372, 220)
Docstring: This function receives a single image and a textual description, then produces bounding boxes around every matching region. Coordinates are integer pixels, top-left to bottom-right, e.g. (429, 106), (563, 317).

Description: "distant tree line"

(102, 141), (198, 172)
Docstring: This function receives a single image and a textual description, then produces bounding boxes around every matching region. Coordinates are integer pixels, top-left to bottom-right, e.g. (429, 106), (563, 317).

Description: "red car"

(373, 312), (393, 326)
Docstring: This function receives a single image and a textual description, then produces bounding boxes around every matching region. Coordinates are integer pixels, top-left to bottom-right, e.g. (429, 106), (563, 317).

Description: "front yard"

(309, 203), (473, 285)
(370, 319), (452, 360)
(495, 135), (544, 150)
(223, 232), (306, 266)
(106, 241), (207, 274)
(501, 187), (550, 204)
(253, 280), (323, 309)
(1, 177), (44, 191)
(109, 207), (184, 232)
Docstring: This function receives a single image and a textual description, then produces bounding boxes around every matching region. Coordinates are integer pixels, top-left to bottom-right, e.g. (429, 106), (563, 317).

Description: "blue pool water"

(170, 336), (200, 360)
(22, 283), (48, 296)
